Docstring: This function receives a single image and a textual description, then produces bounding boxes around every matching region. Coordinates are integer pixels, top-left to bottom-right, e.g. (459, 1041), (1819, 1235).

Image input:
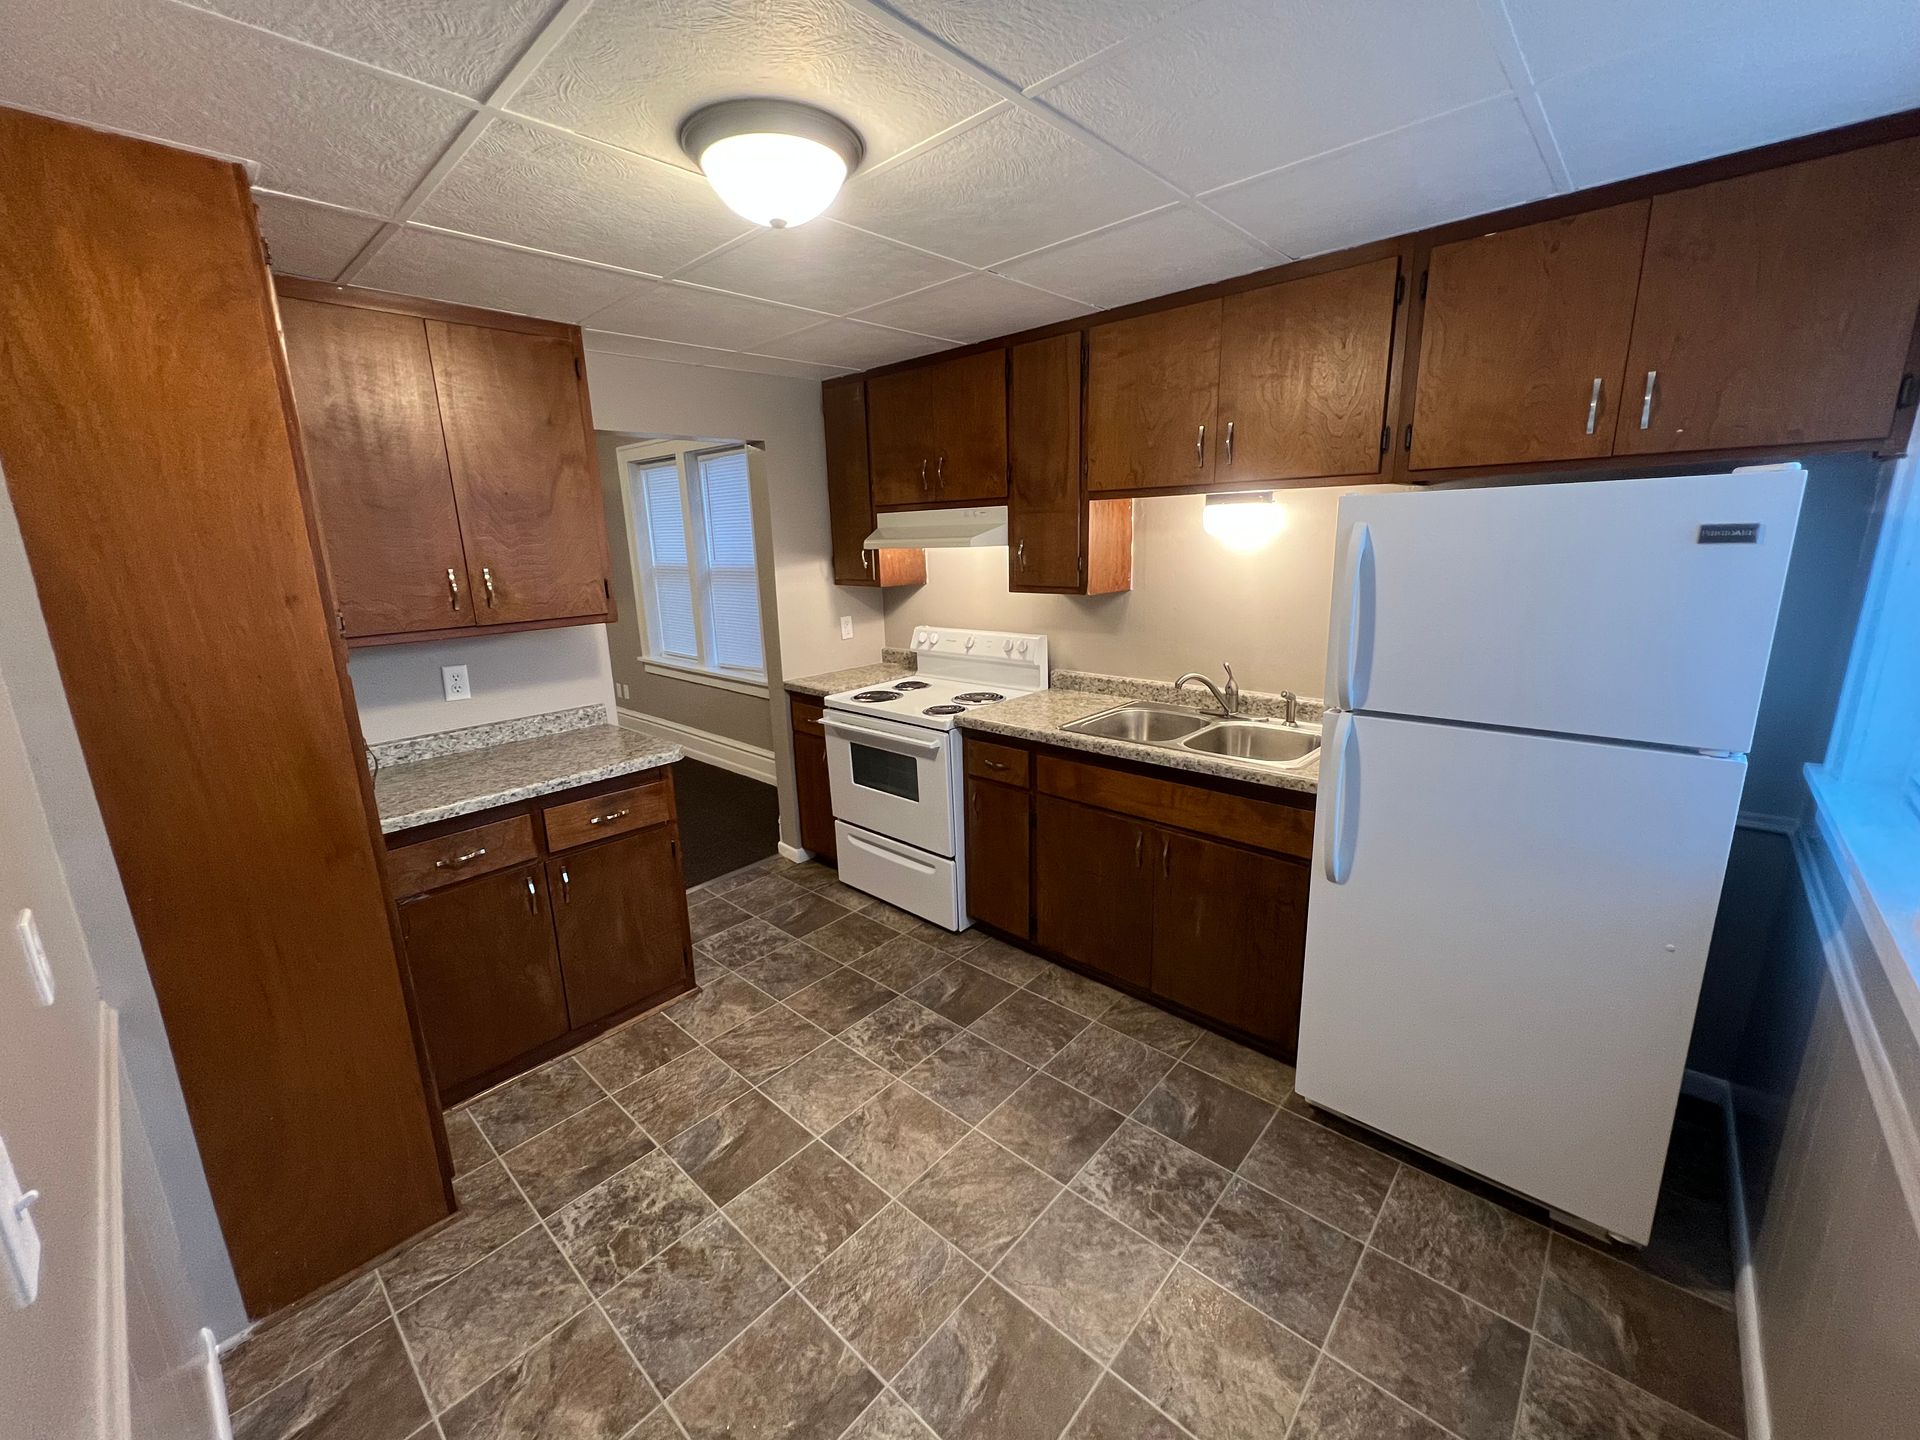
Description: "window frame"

(617, 440), (768, 696)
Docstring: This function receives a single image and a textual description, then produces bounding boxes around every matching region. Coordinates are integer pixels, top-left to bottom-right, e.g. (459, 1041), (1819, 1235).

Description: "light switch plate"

(14, 909), (54, 1007)
(441, 665), (471, 702)
(839, 615), (853, 640)
(1, 1135), (41, 1308)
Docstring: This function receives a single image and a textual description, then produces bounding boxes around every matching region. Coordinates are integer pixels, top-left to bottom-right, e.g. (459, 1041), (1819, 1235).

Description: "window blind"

(697, 448), (764, 675)
(636, 459), (698, 660)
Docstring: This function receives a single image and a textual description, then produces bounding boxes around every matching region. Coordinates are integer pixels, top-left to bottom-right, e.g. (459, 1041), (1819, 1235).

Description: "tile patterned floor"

(226, 855), (1746, 1440)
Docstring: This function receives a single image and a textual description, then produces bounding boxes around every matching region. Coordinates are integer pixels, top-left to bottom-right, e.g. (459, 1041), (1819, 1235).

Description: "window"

(622, 442), (766, 690)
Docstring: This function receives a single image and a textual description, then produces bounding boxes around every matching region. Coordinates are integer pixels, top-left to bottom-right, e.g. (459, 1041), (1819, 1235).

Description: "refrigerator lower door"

(1326, 467), (1804, 753)
(1300, 712), (1744, 1242)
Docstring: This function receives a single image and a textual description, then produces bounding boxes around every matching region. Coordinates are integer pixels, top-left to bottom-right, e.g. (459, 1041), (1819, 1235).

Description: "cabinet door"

(792, 728), (837, 862)
(1616, 138), (1920, 455)
(1410, 202), (1649, 470)
(824, 380), (923, 588)
(401, 864), (569, 1093)
(1087, 300), (1221, 492)
(966, 776), (1031, 939)
(551, 829), (692, 1027)
(1009, 333), (1084, 590)
(278, 298), (473, 637)
(1034, 795), (1154, 987)
(1151, 833), (1307, 1054)
(427, 321), (610, 623)
(1219, 258), (1400, 482)
(867, 364), (941, 506)
(931, 349), (1009, 502)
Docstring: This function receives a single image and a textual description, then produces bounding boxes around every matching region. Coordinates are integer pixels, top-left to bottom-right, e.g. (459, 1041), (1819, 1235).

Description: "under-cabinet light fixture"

(1203, 490), (1288, 552)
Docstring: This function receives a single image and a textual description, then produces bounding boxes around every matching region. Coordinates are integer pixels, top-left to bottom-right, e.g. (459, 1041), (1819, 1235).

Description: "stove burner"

(851, 691), (899, 703)
(892, 680), (930, 691)
(953, 691), (1006, 704)
(922, 704), (965, 716)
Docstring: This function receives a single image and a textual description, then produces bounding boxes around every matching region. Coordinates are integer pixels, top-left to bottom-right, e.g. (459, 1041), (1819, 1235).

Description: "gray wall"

(348, 624), (616, 745)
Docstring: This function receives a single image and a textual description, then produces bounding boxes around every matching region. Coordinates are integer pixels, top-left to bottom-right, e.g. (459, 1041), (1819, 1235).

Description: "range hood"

(864, 505), (1008, 550)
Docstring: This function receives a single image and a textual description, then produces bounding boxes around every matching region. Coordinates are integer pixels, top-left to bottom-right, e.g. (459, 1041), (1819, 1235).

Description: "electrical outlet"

(441, 665), (471, 702)
(616, 682), (629, 701)
(839, 615), (853, 640)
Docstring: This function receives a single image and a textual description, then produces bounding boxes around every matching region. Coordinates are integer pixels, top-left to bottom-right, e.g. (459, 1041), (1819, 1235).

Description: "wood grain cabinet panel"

(543, 778), (673, 852)
(824, 379), (923, 587)
(427, 321), (609, 624)
(1034, 794), (1155, 988)
(1615, 138), (1920, 455)
(401, 865), (569, 1091)
(966, 776), (1031, 940)
(276, 298), (473, 637)
(789, 694), (836, 862)
(868, 351), (1008, 505)
(551, 828), (692, 1028)
(1008, 333), (1133, 594)
(1087, 300), (1221, 492)
(387, 815), (539, 899)
(1410, 202), (1650, 470)
(1219, 258), (1401, 482)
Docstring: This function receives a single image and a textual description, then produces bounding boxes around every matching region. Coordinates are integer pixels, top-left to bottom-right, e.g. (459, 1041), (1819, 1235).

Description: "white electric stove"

(823, 626), (1048, 930)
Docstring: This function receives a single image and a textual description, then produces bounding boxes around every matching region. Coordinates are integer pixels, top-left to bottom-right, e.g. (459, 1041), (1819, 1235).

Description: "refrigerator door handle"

(1330, 522), (1373, 710)
(1323, 712), (1358, 885)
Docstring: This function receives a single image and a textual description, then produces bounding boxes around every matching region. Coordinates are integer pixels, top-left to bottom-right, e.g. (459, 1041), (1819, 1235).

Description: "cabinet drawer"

(388, 815), (538, 898)
(965, 739), (1030, 787)
(790, 694), (827, 739)
(1035, 753), (1313, 860)
(543, 778), (674, 852)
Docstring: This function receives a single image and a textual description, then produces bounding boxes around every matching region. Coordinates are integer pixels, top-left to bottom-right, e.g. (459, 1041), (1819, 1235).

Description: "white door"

(1299, 712), (1746, 1242)
(1327, 467), (1805, 752)
(822, 713), (959, 858)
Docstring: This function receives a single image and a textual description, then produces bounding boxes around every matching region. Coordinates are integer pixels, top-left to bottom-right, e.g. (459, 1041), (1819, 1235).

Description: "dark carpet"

(673, 757), (780, 886)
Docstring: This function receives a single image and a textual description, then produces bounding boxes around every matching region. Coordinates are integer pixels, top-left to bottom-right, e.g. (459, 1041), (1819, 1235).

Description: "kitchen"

(2, 4), (1918, 1440)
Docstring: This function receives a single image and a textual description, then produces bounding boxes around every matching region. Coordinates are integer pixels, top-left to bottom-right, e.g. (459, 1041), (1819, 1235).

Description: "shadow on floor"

(673, 758), (779, 887)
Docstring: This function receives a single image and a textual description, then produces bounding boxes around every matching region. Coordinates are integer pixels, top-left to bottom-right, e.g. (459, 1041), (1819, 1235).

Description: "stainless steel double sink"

(1059, 701), (1320, 770)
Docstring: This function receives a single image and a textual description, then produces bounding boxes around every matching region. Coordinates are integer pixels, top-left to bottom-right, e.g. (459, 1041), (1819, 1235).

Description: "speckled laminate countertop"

(376, 725), (681, 834)
(783, 661), (915, 698)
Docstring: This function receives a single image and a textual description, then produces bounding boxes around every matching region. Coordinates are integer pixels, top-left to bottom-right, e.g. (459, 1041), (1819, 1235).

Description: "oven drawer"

(543, 778), (674, 852)
(836, 822), (965, 932)
(388, 815), (538, 899)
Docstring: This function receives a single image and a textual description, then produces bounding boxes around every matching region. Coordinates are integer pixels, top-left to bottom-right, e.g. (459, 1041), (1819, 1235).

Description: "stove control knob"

(964, 636), (975, 651)
(1017, 640), (1030, 656)
(926, 631), (940, 646)
(1002, 638), (1014, 654)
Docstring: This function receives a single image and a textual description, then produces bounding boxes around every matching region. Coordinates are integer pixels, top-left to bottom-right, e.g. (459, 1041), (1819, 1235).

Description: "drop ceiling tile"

(1040, 0), (1511, 193)
(508, 0), (999, 168)
(882, 0), (1200, 89)
(581, 280), (826, 350)
(996, 206), (1272, 309)
(758, 319), (950, 371)
(852, 272), (1093, 344)
(677, 221), (969, 316)
(1205, 97), (1555, 258)
(0, 0), (472, 211)
(414, 118), (750, 276)
(254, 192), (383, 280)
(188, 0), (554, 97)
(356, 227), (642, 322)
(832, 106), (1170, 267)
(585, 330), (852, 379)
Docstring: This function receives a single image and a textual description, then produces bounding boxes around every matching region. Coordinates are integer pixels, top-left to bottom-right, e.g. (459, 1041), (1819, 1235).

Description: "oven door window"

(850, 742), (920, 801)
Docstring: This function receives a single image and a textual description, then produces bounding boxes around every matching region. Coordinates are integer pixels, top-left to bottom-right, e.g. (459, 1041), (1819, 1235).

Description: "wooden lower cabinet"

(1034, 794), (1156, 989)
(551, 828), (691, 1026)
(789, 692), (836, 862)
(965, 775), (1031, 939)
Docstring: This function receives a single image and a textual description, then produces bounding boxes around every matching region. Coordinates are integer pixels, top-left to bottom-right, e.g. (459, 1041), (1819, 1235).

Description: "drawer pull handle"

(982, 759), (1008, 772)
(560, 866), (570, 903)
(435, 847), (487, 869)
(1584, 377), (1602, 435)
(1639, 370), (1657, 430)
(526, 875), (537, 915)
(482, 565), (496, 607)
(588, 808), (630, 827)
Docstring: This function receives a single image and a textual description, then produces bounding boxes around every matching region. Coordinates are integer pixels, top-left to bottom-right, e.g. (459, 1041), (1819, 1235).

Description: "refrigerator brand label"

(1697, 523), (1761, 544)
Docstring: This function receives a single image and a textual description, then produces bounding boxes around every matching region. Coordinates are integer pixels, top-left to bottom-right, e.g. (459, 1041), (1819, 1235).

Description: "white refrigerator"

(1298, 466), (1806, 1244)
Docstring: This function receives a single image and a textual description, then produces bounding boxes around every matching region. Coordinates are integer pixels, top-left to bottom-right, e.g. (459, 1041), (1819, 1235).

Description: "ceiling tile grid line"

(1473, 0), (1575, 192)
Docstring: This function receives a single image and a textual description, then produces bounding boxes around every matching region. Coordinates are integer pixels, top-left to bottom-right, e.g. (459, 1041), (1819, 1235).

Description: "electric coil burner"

(953, 691), (1006, 704)
(850, 691), (898, 702)
(893, 680), (930, 691)
(923, 704), (965, 715)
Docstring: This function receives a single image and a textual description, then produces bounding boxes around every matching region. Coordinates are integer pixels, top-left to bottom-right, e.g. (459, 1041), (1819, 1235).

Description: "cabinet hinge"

(1393, 273), (1405, 305)
(1380, 425), (1391, 455)
(1899, 372), (1918, 408)
(1419, 270), (1428, 300)
(336, 608), (346, 637)
(602, 576), (611, 600)
(1403, 424), (1414, 452)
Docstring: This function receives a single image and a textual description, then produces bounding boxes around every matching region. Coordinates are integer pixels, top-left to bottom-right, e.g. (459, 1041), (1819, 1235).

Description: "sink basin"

(1180, 722), (1320, 765)
(1061, 703), (1211, 744)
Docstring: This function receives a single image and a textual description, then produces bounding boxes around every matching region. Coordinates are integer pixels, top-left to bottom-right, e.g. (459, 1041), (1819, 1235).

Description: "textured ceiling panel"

(1205, 98), (1555, 259)
(253, 192), (384, 279)
(881, 0), (1199, 89)
(851, 271), (1092, 343)
(356, 227), (642, 321)
(579, 279), (826, 350)
(757, 317), (947, 369)
(584, 329), (851, 378)
(831, 105), (1170, 266)
(1041, 0), (1511, 193)
(676, 219), (968, 315)
(0, 0), (472, 211)
(413, 118), (750, 276)
(187, 0), (555, 97)
(508, 0), (998, 168)
(995, 205), (1272, 309)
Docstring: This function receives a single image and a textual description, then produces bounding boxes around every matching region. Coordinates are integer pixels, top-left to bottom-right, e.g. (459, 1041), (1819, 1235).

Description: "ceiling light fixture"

(1203, 491), (1288, 552)
(679, 99), (864, 230)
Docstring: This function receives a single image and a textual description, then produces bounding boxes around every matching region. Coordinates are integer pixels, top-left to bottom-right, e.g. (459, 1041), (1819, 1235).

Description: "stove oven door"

(821, 710), (958, 857)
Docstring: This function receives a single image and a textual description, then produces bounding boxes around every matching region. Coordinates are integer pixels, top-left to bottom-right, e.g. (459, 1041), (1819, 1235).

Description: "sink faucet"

(1174, 662), (1239, 717)
(1280, 690), (1299, 725)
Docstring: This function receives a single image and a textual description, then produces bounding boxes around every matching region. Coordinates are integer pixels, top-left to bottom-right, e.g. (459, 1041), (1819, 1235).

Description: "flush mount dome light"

(680, 99), (863, 229)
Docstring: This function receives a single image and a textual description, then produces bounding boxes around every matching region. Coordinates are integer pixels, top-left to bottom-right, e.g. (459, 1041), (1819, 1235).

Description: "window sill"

(1807, 765), (1920, 1039)
(641, 658), (768, 700)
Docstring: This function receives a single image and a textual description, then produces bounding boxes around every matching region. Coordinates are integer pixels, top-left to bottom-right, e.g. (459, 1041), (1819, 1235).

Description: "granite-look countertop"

(376, 725), (681, 834)
(783, 661), (915, 698)
(957, 686), (1320, 795)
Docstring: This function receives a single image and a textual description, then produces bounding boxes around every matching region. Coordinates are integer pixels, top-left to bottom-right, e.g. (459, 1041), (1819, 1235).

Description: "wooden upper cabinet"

(277, 299), (473, 637)
(1218, 258), (1401, 482)
(1087, 300), (1221, 491)
(1009, 334), (1133, 595)
(868, 350), (1008, 505)
(1616, 139), (1920, 455)
(866, 364), (940, 506)
(1410, 202), (1650, 470)
(427, 321), (608, 624)
(823, 379), (923, 588)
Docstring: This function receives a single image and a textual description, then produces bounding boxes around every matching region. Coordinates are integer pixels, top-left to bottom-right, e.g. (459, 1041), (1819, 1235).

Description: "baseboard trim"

(1684, 1067), (1773, 1440)
(616, 708), (776, 785)
(776, 841), (812, 864)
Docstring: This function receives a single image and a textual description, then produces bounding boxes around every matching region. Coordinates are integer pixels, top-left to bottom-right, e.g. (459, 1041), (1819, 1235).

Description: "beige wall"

(347, 624), (616, 745)
(596, 430), (775, 752)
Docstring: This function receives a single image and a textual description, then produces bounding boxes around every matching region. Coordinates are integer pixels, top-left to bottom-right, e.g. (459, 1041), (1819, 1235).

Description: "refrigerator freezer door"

(1298, 713), (1745, 1242)
(1327, 467), (1804, 752)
